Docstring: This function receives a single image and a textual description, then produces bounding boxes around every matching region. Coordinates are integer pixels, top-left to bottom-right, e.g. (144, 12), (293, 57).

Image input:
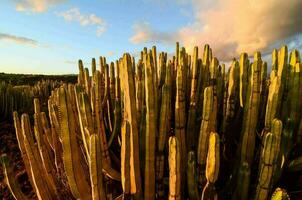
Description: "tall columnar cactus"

(143, 51), (157, 200)
(78, 59), (85, 86)
(222, 59), (240, 158)
(209, 57), (219, 130)
(270, 50), (300, 183)
(89, 133), (107, 200)
(108, 61), (122, 148)
(33, 112), (58, 192)
(225, 59), (240, 123)
(196, 45), (211, 123)
(156, 62), (172, 198)
(264, 47), (288, 132)
(187, 46), (199, 151)
(94, 70), (111, 165)
(258, 61), (268, 127)
(197, 86), (215, 187)
(13, 111), (35, 189)
(120, 53), (142, 198)
(175, 47), (187, 192)
(202, 132), (220, 200)
(168, 136), (181, 200)
(255, 119), (282, 200)
(240, 52), (261, 165)
(20, 113), (59, 200)
(239, 53), (249, 107)
(58, 86), (92, 199)
(92, 58), (96, 78)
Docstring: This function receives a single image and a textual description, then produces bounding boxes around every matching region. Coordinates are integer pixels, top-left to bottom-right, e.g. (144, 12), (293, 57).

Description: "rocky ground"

(0, 121), (36, 200)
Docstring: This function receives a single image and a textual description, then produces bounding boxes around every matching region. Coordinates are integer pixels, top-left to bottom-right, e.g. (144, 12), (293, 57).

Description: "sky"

(0, 0), (302, 74)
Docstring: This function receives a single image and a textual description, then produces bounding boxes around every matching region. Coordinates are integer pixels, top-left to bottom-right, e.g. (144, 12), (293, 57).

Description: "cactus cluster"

(0, 80), (61, 120)
(1, 43), (302, 200)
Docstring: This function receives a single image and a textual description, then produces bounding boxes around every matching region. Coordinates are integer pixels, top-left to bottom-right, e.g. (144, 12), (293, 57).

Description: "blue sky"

(0, 0), (302, 74)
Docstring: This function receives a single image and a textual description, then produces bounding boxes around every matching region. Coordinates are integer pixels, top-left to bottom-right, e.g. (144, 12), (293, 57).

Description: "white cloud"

(15, 0), (66, 12)
(56, 8), (107, 36)
(0, 33), (38, 46)
(130, 22), (177, 44)
(130, 0), (302, 61)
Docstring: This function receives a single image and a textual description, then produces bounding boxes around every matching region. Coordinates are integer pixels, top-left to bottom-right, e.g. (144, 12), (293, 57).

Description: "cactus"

(201, 132), (219, 200)
(239, 53), (249, 107)
(255, 119), (282, 200)
(271, 188), (290, 200)
(156, 62), (172, 198)
(234, 162), (250, 200)
(240, 52), (261, 165)
(3, 44), (302, 200)
(144, 51), (157, 200)
(168, 136), (181, 200)
(187, 151), (199, 200)
(121, 120), (131, 197)
(186, 46), (199, 151)
(108, 61), (122, 148)
(197, 86), (214, 187)
(89, 132), (107, 200)
(175, 47), (187, 195)
(58, 86), (91, 199)
(20, 113), (58, 200)
(120, 53), (142, 198)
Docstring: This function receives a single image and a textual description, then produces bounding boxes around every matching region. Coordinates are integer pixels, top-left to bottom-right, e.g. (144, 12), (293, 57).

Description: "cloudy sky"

(0, 0), (302, 74)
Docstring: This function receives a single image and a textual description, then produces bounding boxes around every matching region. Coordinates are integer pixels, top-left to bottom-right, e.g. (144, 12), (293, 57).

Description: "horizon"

(1, 0), (302, 75)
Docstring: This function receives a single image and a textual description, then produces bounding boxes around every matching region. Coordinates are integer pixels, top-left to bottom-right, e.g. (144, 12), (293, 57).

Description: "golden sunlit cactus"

(20, 113), (58, 200)
(201, 132), (220, 200)
(120, 53), (142, 198)
(240, 52), (262, 165)
(175, 47), (187, 195)
(58, 86), (91, 199)
(239, 53), (249, 107)
(168, 136), (181, 200)
(271, 188), (290, 200)
(144, 51), (157, 200)
(89, 133), (107, 200)
(197, 86), (214, 187)
(255, 119), (282, 200)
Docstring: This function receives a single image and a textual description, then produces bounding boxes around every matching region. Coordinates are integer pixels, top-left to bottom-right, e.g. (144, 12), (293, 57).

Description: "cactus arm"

(89, 131), (107, 200)
(58, 86), (91, 199)
(168, 136), (181, 200)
